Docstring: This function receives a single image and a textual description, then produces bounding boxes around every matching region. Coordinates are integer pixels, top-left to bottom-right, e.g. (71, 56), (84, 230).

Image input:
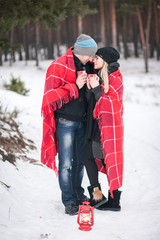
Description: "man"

(41, 34), (97, 215)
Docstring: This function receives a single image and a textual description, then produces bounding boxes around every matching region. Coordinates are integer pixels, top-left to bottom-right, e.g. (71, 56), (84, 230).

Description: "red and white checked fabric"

(93, 69), (124, 197)
(41, 47), (79, 174)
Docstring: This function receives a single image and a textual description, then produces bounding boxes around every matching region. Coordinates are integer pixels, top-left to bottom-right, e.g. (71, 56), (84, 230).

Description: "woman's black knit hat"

(96, 46), (120, 64)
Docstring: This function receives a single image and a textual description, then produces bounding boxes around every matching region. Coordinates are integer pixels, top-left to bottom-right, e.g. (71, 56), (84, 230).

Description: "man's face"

(80, 55), (93, 65)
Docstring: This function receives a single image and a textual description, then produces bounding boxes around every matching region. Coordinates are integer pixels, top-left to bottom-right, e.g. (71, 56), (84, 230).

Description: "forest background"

(0, 2), (160, 239)
(0, 0), (160, 72)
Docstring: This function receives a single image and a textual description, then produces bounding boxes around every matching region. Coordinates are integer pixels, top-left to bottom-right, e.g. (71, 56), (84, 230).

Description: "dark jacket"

(86, 62), (120, 158)
(55, 55), (94, 121)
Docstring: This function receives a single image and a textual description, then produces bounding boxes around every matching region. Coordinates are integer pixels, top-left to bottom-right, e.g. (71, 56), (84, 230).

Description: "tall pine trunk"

(87, 15), (94, 37)
(132, 16), (139, 57)
(0, 51), (2, 66)
(78, 16), (83, 35)
(23, 24), (29, 63)
(137, 3), (151, 73)
(110, 1), (117, 49)
(56, 25), (61, 58)
(122, 16), (129, 58)
(35, 22), (40, 67)
(9, 27), (15, 66)
(99, 0), (105, 47)
(48, 29), (53, 59)
(153, 0), (160, 60)
(18, 48), (23, 61)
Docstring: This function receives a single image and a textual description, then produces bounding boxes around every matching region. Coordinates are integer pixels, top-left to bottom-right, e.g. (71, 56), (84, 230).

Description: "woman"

(83, 47), (124, 211)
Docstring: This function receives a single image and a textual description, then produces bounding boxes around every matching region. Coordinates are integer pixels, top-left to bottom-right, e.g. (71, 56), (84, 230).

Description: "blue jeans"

(56, 117), (86, 206)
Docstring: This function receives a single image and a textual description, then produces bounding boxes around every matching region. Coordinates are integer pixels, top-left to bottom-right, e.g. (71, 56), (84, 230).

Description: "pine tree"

(0, 0), (96, 65)
(127, 0), (152, 72)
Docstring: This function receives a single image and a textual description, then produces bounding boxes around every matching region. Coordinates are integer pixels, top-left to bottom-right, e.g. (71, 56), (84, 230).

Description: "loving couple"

(41, 34), (124, 216)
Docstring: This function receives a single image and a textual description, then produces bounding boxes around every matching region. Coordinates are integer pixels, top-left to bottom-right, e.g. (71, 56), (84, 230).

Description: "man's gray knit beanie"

(73, 34), (97, 56)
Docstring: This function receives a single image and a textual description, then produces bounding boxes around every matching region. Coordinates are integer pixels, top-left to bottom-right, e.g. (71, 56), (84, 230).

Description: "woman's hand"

(89, 75), (100, 89)
(86, 77), (91, 89)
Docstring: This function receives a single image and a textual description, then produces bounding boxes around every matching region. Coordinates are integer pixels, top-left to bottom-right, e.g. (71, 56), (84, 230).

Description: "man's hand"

(76, 73), (87, 89)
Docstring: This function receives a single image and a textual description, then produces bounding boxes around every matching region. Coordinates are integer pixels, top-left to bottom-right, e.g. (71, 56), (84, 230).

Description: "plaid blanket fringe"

(41, 48), (78, 174)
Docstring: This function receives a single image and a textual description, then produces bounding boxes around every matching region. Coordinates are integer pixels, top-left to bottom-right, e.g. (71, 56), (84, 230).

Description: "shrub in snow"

(4, 75), (30, 96)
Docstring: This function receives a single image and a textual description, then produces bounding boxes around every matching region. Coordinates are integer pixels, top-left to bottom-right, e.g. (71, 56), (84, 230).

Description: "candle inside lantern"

(81, 212), (90, 224)
(77, 202), (94, 231)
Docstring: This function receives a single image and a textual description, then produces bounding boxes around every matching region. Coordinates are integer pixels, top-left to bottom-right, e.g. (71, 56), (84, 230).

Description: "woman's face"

(93, 55), (104, 70)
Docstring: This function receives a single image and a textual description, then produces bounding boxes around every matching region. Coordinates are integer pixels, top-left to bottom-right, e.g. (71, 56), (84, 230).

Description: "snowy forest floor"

(0, 57), (160, 240)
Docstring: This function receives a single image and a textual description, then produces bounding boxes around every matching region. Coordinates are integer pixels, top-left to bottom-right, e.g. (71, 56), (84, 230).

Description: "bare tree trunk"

(99, 0), (105, 47)
(146, 3), (152, 48)
(23, 24), (29, 64)
(132, 16), (139, 57)
(137, 7), (147, 72)
(0, 51), (2, 66)
(153, 0), (160, 60)
(56, 26), (61, 58)
(110, 2), (117, 49)
(18, 48), (23, 61)
(122, 16), (129, 58)
(9, 27), (15, 66)
(48, 29), (53, 59)
(35, 22), (40, 67)
(145, 2), (152, 69)
(86, 15), (93, 37)
(73, 16), (78, 42)
(78, 16), (83, 35)
(66, 17), (74, 47)
(104, 1), (111, 45)
(17, 27), (23, 61)
(137, 3), (151, 73)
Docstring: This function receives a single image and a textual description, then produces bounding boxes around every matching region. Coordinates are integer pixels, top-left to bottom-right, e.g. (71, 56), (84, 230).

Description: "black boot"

(96, 189), (121, 211)
(87, 184), (107, 208)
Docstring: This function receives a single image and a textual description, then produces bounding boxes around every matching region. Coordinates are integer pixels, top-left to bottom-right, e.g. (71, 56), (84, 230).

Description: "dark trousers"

(83, 141), (105, 187)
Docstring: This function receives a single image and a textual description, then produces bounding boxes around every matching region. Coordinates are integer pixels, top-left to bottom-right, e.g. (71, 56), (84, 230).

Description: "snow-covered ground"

(0, 57), (160, 240)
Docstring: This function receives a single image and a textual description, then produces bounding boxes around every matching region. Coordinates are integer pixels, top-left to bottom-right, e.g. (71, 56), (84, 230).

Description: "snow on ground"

(0, 57), (160, 240)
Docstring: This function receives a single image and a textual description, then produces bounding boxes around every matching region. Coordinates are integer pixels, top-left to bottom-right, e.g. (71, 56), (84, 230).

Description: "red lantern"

(77, 202), (94, 231)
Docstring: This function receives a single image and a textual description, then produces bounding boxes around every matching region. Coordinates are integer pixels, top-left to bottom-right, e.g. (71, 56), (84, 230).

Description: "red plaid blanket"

(93, 70), (124, 197)
(41, 47), (78, 174)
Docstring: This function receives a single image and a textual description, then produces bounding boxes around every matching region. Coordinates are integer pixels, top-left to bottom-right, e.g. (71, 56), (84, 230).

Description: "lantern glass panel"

(80, 211), (91, 224)
(80, 210), (91, 224)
